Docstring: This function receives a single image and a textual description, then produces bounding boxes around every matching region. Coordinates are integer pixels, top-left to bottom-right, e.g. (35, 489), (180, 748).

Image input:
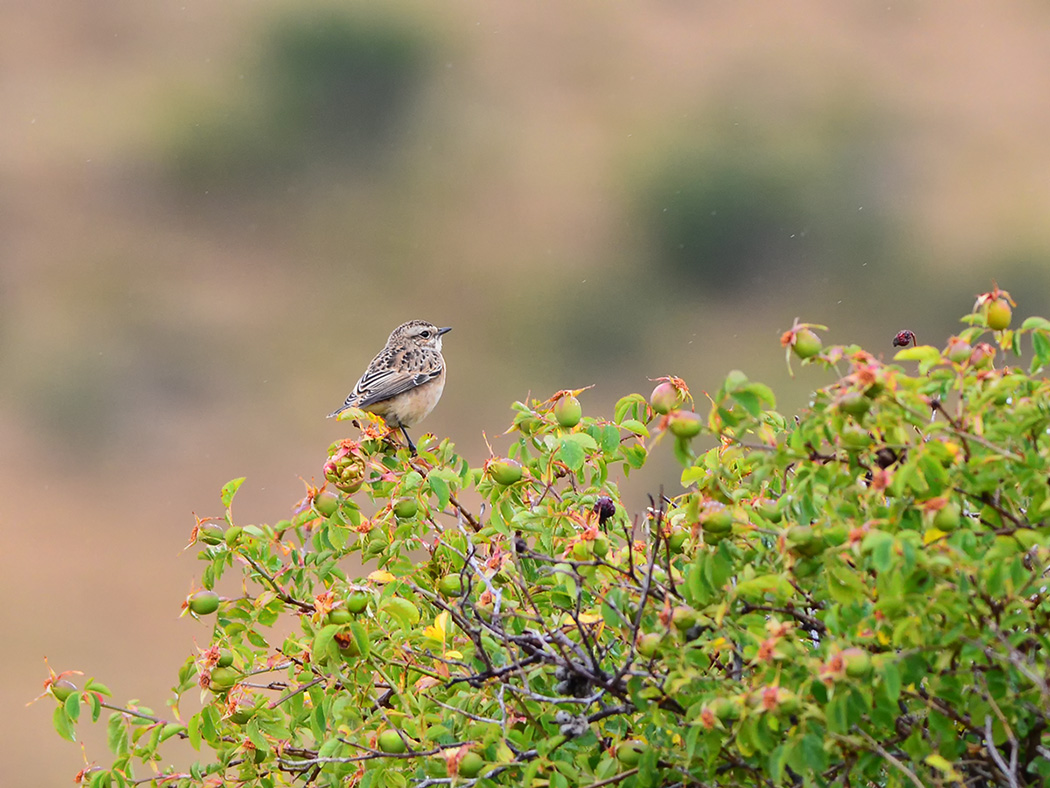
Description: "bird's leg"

(401, 426), (417, 455)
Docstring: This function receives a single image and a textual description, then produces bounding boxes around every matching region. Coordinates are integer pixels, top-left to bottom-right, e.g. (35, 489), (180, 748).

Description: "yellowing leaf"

(923, 528), (948, 545)
(368, 570), (395, 584)
(423, 610), (450, 642)
(925, 753), (961, 780)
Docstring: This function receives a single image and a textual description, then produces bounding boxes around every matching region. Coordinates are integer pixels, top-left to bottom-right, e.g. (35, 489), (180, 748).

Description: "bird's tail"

(327, 404), (348, 419)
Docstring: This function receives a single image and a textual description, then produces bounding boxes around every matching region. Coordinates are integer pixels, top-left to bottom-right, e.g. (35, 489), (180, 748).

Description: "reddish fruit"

(791, 329), (822, 359)
(650, 382), (682, 415)
(487, 458), (523, 486)
(667, 411), (702, 439)
(985, 298), (1012, 330)
(945, 337), (972, 364)
(554, 395), (582, 428)
(378, 730), (408, 754)
(188, 591), (220, 616)
(324, 449), (366, 494)
(970, 343), (996, 369)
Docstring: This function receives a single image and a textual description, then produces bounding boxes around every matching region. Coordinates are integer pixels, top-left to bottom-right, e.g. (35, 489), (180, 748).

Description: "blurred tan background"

(6, 1), (1050, 782)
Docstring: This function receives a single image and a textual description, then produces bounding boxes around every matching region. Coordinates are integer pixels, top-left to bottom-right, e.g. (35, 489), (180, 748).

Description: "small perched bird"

(328, 320), (451, 453)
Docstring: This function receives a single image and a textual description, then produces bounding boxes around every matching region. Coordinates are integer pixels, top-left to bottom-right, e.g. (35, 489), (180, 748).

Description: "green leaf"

(52, 705), (75, 742)
(350, 621), (371, 658)
(84, 678), (112, 697)
(221, 477), (246, 508)
(312, 624), (340, 660)
(426, 474), (450, 511)
(620, 419), (650, 437)
(106, 711), (127, 755)
(64, 690), (81, 722)
(187, 713), (201, 751)
(879, 660), (902, 701)
(826, 565), (868, 605)
(734, 574), (795, 602)
(614, 393), (648, 424)
(161, 722), (185, 742)
(1020, 316), (1050, 330)
(557, 437), (587, 472)
(246, 717), (269, 752)
(893, 345), (943, 374)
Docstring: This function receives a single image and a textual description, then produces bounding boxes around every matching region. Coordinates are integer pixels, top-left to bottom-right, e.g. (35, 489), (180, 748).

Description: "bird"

(328, 320), (451, 453)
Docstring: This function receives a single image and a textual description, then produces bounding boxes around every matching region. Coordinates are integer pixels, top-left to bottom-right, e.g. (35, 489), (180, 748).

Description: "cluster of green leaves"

(45, 293), (1050, 788)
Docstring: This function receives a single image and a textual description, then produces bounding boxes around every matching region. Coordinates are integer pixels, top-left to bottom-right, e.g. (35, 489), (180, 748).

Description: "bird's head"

(390, 320), (452, 351)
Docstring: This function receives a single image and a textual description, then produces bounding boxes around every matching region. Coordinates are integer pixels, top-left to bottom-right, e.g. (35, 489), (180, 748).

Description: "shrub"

(41, 286), (1050, 787)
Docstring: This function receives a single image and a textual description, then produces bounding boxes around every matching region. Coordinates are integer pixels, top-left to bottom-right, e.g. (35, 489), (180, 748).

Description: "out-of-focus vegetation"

(166, 11), (432, 190)
(7, 2), (1050, 785)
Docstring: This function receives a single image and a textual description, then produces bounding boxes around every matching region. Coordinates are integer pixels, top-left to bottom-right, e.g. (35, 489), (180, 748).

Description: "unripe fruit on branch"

(188, 591), (220, 616)
(437, 575), (463, 597)
(650, 382), (682, 415)
(377, 730), (408, 754)
(393, 497), (418, 519)
(486, 458), (523, 486)
(51, 680), (77, 702)
(554, 395), (582, 428)
(313, 492), (339, 517)
(933, 501), (962, 532)
(668, 411), (702, 439)
(616, 740), (649, 767)
(345, 591), (370, 614)
(208, 667), (238, 691)
(791, 329), (822, 359)
(841, 648), (872, 678)
(458, 752), (485, 778)
(985, 298), (1012, 330)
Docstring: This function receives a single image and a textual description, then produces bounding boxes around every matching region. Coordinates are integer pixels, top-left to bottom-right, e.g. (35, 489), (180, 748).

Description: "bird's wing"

(329, 366), (441, 417)
(354, 367), (442, 408)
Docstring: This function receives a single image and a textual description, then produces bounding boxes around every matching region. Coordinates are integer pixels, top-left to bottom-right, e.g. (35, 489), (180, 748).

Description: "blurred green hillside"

(5, 2), (1050, 783)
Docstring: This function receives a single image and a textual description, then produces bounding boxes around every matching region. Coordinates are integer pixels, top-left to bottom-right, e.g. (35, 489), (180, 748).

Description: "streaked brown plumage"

(328, 320), (451, 452)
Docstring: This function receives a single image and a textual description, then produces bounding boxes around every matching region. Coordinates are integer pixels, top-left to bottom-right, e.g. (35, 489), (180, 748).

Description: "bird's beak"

(438, 326), (452, 336)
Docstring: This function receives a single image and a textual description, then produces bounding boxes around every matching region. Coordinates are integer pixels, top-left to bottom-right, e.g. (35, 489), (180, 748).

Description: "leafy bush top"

(43, 287), (1050, 788)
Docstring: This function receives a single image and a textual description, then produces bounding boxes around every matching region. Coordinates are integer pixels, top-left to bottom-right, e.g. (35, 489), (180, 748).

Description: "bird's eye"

(420, 330), (431, 339)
